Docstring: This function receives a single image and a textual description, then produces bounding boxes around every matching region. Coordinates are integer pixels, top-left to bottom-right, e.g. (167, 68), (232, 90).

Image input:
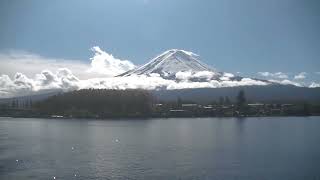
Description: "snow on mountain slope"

(120, 49), (221, 79)
(118, 49), (276, 86)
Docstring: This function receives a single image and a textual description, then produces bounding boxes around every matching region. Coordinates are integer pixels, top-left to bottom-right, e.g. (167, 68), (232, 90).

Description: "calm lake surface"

(1, 117), (320, 180)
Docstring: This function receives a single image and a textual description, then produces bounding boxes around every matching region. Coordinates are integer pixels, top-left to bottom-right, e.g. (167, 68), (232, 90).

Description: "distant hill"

(152, 85), (320, 103)
(34, 89), (153, 118)
(0, 90), (62, 105)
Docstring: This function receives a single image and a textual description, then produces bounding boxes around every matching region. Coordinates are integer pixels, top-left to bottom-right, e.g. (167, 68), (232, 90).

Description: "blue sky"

(0, 0), (320, 83)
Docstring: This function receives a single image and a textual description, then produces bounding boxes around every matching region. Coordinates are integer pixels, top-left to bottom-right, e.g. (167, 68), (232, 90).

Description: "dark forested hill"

(34, 89), (153, 118)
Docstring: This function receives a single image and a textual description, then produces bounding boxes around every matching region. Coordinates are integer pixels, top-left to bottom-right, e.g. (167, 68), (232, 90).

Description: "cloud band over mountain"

(0, 47), (317, 98)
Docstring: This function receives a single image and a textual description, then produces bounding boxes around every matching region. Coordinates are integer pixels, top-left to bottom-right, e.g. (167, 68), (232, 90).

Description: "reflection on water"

(0, 117), (320, 180)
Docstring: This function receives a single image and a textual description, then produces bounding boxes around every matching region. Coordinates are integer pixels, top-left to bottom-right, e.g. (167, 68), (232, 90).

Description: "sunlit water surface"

(1, 117), (320, 180)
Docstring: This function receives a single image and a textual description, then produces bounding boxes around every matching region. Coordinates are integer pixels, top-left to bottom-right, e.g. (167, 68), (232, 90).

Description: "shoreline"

(1, 114), (318, 120)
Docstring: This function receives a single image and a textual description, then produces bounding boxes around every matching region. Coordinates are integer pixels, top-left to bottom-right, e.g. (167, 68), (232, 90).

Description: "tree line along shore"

(0, 89), (319, 118)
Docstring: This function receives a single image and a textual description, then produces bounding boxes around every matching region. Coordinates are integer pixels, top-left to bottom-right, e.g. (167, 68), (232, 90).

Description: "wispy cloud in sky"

(258, 72), (288, 79)
(0, 48), (135, 79)
(0, 50), (89, 79)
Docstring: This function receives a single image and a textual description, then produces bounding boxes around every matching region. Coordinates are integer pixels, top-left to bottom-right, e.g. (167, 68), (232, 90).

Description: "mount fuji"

(120, 49), (214, 77)
(119, 49), (263, 83)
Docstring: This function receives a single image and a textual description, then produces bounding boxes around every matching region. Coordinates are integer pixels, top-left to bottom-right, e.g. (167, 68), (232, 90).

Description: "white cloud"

(269, 79), (302, 87)
(0, 47), (313, 98)
(294, 72), (307, 80)
(0, 68), (80, 98)
(87, 46), (135, 77)
(193, 71), (216, 80)
(309, 82), (320, 88)
(175, 71), (219, 81)
(258, 72), (270, 77)
(220, 72), (235, 81)
(258, 72), (288, 79)
(175, 71), (193, 81)
(315, 72), (320, 75)
(274, 72), (288, 79)
(0, 68), (271, 98)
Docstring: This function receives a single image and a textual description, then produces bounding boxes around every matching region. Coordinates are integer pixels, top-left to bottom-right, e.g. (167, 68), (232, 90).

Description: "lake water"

(0, 117), (320, 180)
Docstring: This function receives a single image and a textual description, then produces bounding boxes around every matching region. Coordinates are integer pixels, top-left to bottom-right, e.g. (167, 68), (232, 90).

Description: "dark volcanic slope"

(152, 85), (320, 103)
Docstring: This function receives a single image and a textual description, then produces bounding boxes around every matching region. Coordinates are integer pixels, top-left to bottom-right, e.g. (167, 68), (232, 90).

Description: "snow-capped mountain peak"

(118, 49), (272, 86)
(120, 49), (216, 78)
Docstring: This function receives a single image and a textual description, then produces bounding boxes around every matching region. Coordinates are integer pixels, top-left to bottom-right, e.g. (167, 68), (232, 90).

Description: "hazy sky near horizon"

(0, 0), (320, 83)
